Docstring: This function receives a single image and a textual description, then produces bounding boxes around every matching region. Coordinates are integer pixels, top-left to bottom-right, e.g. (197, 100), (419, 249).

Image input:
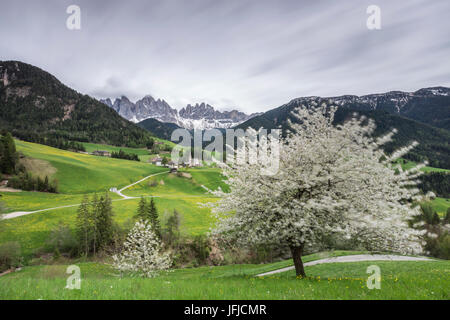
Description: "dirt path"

(111, 171), (169, 199)
(2, 171), (170, 220)
(256, 254), (434, 277)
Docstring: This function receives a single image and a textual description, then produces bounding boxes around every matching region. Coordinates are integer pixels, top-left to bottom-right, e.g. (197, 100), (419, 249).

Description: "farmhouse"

(151, 157), (163, 166)
(92, 150), (111, 157)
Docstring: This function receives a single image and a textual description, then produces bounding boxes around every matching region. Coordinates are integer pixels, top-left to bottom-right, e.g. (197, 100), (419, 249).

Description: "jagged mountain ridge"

(236, 87), (450, 169)
(285, 87), (450, 130)
(100, 96), (261, 129)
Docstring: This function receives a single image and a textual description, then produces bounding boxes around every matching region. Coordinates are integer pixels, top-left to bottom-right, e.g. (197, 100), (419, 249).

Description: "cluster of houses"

(150, 156), (202, 169)
(91, 150), (111, 157)
(89, 150), (202, 171)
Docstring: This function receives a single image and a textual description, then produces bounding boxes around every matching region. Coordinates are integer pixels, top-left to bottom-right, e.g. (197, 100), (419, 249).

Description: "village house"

(151, 157), (163, 166)
(92, 150), (111, 157)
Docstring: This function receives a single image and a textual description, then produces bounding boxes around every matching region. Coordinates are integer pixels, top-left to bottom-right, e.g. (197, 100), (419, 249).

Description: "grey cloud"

(0, 0), (449, 114)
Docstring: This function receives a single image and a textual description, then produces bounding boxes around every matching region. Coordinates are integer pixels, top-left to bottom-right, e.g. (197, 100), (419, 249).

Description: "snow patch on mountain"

(100, 96), (261, 129)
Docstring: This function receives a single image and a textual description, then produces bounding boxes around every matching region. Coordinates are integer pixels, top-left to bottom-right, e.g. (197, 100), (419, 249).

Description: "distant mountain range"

(100, 96), (262, 130)
(237, 87), (450, 169)
(238, 87), (450, 131)
(1, 60), (449, 169)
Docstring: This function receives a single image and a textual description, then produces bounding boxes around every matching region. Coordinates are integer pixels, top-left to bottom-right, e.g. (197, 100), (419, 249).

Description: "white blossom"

(112, 220), (172, 278)
(209, 102), (426, 256)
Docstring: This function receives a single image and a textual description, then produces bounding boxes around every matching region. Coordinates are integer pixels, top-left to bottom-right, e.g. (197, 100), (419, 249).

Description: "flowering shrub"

(112, 220), (172, 278)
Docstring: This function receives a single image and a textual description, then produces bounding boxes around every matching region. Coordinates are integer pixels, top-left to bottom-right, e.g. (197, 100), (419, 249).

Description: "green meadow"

(0, 251), (448, 300)
(0, 140), (448, 301)
(123, 168), (226, 197)
(431, 197), (450, 216)
(0, 140), (224, 257)
(0, 196), (216, 257)
(81, 142), (152, 156)
(0, 191), (122, 214)
(80, 141), (174, 163)
(394, 159), (450, 215)
(396, 158), (450, 173)
(0, 140), (447, 257)
(14, 140), (168, 194)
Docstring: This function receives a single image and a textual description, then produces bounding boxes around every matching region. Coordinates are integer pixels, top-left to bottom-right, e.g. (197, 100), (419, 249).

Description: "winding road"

(111, 170), (169, 199)
(256, 254), (434, 277)
(2, 171), (170, 220)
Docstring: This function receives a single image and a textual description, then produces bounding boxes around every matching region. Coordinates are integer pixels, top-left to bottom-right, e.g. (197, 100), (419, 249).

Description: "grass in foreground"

(0, 252), (447, 300)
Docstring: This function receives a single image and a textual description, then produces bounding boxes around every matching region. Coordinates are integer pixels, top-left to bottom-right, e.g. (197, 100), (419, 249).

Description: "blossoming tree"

(210, 101), (426, 277)
(112, 220), (171, 278)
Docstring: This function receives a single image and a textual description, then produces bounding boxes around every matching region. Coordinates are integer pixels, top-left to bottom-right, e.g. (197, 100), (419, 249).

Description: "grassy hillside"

(396, 158), (450, 173)
(81, 142), (150, 156)
(0, 196), (216, 256)
(431, 197), (450, 216)
(14, 140), (168, 194)
(81, 139), (175, 162)
(0, 251), (447, 299)
(393, 159), (450, 214)
(123, 168), (226, 197)
(0, 140), (224, 256)
(0, 191), (121, 214)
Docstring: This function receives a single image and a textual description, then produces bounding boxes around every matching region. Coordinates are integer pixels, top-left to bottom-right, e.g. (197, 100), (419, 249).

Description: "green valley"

(0, 139), (224, 257)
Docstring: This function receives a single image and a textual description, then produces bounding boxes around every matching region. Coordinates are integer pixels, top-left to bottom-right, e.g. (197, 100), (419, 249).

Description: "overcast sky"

(1, 0), (449, 113)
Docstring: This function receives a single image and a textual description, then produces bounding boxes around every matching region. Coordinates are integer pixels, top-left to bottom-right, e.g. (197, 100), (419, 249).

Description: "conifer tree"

(44, 176), (49, 192)
(75, 195), (92, 256)
(0, 132), (17, 174)
(95, 193), (115, 250)
(135, 196), (147, 220)
(147, 197), (161, 238)
(90, 193), (99, 255)
(164, 210), (181, 245)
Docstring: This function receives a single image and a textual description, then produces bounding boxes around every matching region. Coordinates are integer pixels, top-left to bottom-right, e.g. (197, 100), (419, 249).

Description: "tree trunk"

(290, 244), (306, 277)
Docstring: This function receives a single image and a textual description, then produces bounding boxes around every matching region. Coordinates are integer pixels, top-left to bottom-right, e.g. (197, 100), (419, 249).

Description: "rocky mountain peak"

(100, 95), (259, 129)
